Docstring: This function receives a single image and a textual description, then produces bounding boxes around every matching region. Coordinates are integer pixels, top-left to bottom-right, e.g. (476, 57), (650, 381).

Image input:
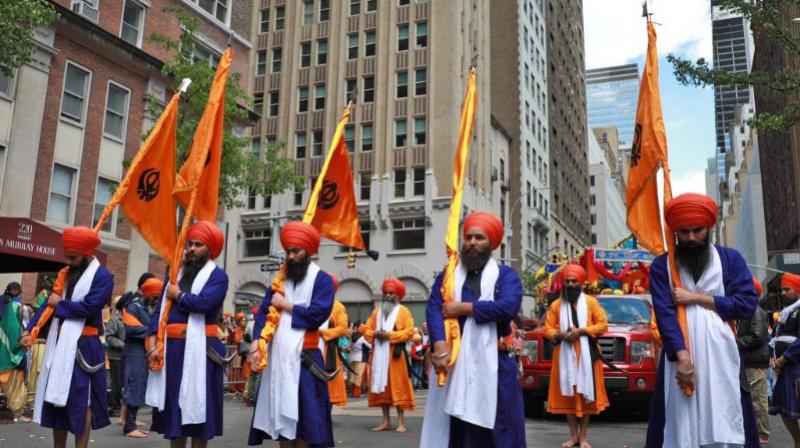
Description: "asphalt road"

(0, 392), (793, 447)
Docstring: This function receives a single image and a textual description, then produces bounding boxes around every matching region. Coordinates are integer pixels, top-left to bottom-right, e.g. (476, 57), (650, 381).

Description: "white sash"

(420, 258), (500, 447)
(318, 318), (330, 353)
(663, 246), (744, 447)
(370, 303), (401, 394)
(252, 262), (320, 440)
(558, 293), (595, 402)
(145, 259), (215, 426)
(34, 257), (100, 422)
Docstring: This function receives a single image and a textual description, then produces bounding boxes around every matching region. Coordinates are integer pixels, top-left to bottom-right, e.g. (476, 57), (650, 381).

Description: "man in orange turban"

(248, 220), (335, 447)
(228, 310), (250, 395)
(646, 193), (759, 447)
(319, 274), (349, 407)
(146, 219), (229, 443)
(360, 277), (416, 432)
(421, 210), (525, 447)
(20, 226), (113, 444)
(769, 273), (800, 446)
(543, 264), (608, 448)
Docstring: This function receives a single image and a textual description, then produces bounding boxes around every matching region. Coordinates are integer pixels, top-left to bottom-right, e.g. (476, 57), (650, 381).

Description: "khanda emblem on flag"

(318, 181), (340, 210)
(630, 123), (643, 167)
(137, 168), (161, 202)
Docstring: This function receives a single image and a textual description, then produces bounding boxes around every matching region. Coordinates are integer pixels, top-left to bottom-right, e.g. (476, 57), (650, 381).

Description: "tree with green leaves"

(0, 0), (57, 75)
(147, 7), (302, 208)
(669, 0), (800, 132)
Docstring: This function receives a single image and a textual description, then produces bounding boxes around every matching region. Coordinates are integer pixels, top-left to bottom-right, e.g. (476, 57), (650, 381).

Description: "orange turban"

(140, 278), (164, 297)
(187, 220), (224, 259)
(463, 211), (504, 250)
(753, 278), (762, 297)
(782, 273), (800, 293)
(329, 274), (339, 292)
(382, 278), (406, 301)
(562, 264), (587, 284)
(62, 226), (101, 256)
(664, 193), (718, 230)
(235, 311), (246, 320)
(280, 221), (320, 255)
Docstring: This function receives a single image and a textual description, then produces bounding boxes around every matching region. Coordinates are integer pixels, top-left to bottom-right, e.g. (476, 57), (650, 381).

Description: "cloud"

(583, 0), (712, 69)
(671, 170), (707, 196)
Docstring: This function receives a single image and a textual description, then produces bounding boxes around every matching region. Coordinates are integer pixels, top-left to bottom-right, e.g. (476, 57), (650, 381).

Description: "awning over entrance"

(0, 217), (106, 273)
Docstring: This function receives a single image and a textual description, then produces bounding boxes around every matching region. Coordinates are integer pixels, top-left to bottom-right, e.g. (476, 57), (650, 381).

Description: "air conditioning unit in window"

(72, 1), (99, 23)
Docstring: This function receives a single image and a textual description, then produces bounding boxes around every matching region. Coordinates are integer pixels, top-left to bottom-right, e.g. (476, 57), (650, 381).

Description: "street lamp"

(506, 186), (550, 238)
(522, 245), (561, 273)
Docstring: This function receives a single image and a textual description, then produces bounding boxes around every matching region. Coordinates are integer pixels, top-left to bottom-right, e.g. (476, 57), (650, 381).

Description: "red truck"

(520, 294), (659, 416)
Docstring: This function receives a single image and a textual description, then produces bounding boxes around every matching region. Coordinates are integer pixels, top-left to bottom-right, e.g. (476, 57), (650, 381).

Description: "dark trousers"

(124, 405), (139, 434)
(108, 358), (124, 413)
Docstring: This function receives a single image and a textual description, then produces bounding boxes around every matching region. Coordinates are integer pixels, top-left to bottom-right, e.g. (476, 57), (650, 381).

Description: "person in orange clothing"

(320, 275), (349, 407)
(228, 312), (248, 393)
(359, 278), (416, 433)
(544, 264), (609, 448)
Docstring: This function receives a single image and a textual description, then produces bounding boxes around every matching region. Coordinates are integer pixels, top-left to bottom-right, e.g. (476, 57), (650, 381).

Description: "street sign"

(593, 249), (654, 263)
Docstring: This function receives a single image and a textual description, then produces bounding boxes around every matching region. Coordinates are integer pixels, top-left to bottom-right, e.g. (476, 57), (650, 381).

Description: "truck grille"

(542, 337), (625, 362)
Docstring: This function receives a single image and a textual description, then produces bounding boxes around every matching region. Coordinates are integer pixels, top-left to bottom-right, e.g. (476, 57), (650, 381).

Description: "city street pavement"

(0, 391), (793, 447)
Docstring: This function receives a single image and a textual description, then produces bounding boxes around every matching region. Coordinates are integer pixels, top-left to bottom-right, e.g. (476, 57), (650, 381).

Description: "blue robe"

(25, 265), (113, 435)
(248, 271), (335, 447)
(122, 296), (153, 407)
(769, 308), (800, 419)
(147, 267), (228, 440)
(426, 265), (527, 448)
(645, 246), (760, 447)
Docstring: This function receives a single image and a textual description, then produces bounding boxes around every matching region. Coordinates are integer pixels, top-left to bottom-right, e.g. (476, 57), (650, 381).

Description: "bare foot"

(117, 418), (123, 426)
(371, 422), (391, 432)
(396, 424), (407, 433)
(17, 416), (31, 423)
(561, 437), (578, 448)
(125, 429), (149, 438)
(579, 441), (592, 448)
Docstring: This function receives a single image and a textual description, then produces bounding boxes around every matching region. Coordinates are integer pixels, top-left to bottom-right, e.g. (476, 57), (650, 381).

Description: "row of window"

(61, 63), (131, 141)
(48, 163), (119, 234)
(290, 115), (425, 158)
(72, 0), (147, 47)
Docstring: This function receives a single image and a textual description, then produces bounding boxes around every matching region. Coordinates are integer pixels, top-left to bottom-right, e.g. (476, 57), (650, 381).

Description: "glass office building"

(586, 64), (639, 146)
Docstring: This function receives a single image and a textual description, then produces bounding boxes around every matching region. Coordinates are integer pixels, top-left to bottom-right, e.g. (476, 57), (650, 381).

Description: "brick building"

(0, 0), (252, 300)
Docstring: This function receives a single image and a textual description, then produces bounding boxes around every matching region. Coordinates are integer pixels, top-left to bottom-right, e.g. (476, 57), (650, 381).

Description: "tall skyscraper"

(546, 0), (591, 257)
(586, 64), (639, 146)
(491, 0), (550, 271)
(712, 0), (754, 180)
(230, 0), (500, 323)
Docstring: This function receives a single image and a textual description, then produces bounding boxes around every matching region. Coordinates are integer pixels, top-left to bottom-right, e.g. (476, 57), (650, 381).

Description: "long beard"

(181, 254), (208, 285)
(66, 257), (91, 289)
(460, 247), (491, 272)
(286, 257), (311, 284)
(381, 301), (395, 318)
(564, 286), (582, 303)
(675, 238), (711, 283)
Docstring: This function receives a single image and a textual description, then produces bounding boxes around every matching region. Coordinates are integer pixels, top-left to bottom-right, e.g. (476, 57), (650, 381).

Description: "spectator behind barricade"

(105, 295), (125, 419)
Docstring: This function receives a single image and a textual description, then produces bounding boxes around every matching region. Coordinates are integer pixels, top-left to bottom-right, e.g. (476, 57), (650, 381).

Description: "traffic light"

(346, 251), (356, 268)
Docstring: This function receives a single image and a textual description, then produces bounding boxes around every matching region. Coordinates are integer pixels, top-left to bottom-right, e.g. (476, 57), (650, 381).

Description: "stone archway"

(338, 277), (376, 326)
(235, 281), (267, 311)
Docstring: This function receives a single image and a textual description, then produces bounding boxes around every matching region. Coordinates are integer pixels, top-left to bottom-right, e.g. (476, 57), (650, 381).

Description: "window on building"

(527, 223), (533, 248)
(246, 188), (257, 210)
(251, 138), (261, 159)
(526, 181), (532, 207)
(590, 213), (596, 225)
(347, 33), (359, 60)
(393, 219), (425, 250)
(345, 78), (357, 100)
(365, 31), (376, 57)
(415, 68), (427, 95)
(93, 177), (117, 233)
(395, 119), (407, 147)
(366, 0), (377, 12)
(317, 39), (327, 65)
(397, 24), (409, 51)
(244, 228), (271, 257)
(413, 167), (425, 196)
(314, 84), (326, 110)
(294, 186), (303, 206)
(303, 0), (314, 25)
(253, 92), (263, 113)
(268, 90), (279, 116)
(298, 86), (309, 112)
(359, 222), (371, 249)
(104, 83), (129, 140)
(275, 6), (285, 30)
(345, 125), (355, 153)
(360, 171), (371, 200)
(0, 69), (12, 98)
(121, 1), (145, 46)
(591, 233), (597, 245)
(350, 0), (360, 16)
(399, 0), (410, 5)
(361, 123), (373, 151)
(363, 76), (375, 103)
(61, 63), (91, 123)
(193, 0), (229, 23)
(271, 48), (282, 72)
(256, 50), (267, 76)
(312, 130), (324, 157)
(259, 9), (269, 33)
(590, 194), (596, 206)
(48, 164), (76, 224)
(415, 21), (428, 48)
(319, 0), (330, 21)
(394, 168), (406, 198)
(295, 132), (307, 159)
(300, 41), (312, 68)
(72, 0), (99, 22)
(264, 193), (272, 208)
(413, 116), (426, 145)
(396, 71), (408, 98)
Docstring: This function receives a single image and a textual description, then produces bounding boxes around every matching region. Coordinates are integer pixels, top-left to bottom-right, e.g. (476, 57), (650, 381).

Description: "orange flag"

(625, 22), (690, 395)
(173, 47), (232, 222)
(304, 105), (367, 250)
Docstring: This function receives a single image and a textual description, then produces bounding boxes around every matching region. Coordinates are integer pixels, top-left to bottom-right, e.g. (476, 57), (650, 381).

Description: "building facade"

(586, 64), (639, 147)
(0, 0), (253, 299)
(229, 0), (501, 325)
(490, 0), (551, 273)
(588, 128), (627, 248)
(546, 0), (591, 257)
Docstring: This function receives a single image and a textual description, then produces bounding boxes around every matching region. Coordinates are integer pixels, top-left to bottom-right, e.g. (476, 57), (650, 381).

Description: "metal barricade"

(222, 344), (248, 393)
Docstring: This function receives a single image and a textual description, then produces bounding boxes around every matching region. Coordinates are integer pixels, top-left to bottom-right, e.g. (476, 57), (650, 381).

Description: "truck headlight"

(522, 340), (538, 361)
(630, 341), (653, 364)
